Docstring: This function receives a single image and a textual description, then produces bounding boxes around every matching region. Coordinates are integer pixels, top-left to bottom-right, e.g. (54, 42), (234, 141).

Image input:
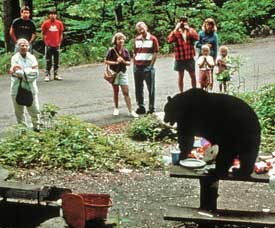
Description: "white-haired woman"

(9, 38), (40, 131)
(105, 32), (138, 118)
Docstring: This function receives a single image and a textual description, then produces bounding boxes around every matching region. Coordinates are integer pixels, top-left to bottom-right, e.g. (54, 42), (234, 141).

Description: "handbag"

(104, 65), (117, 84)
(103, 48), (121, 84)
(16, 72), (33, 107)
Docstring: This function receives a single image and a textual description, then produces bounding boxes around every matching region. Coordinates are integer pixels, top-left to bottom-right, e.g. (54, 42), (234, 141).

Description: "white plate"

(179, 159), (206, 168)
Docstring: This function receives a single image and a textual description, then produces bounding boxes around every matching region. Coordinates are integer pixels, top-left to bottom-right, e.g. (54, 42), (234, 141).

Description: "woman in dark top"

(196, 18), (218, 90)
(105, 32), (138, 117)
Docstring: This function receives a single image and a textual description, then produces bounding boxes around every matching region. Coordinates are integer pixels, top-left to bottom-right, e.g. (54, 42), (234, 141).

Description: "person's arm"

(104, 49), (118, 65)
(29, 20), (37, 44)
(9, 26), (17, 43)
(205, 56), (215, 68)
(10, 56), (23, 77)
(104, 59), (119, 65)
(9, 65), (23, 78)
(117, 55), (130, 66)
(59, 32), (63, 46)
(29, 32), (37, 44)
(167, 31), (176, 43)
(195, 31), (203, 49)
(150, 52), (157, 67)
(167, 22), (182, 43)
(20, 56), (39, 82)
(212, 33), (218, 60)
(197, 56), (205, 68)
(59, 22), (64, 46)
(189, 28), (199, 42)
(150, 36), (159, 67)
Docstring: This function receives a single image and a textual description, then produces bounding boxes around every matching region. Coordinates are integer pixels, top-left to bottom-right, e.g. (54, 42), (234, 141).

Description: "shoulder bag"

(16, 72), (33, 107)
(104, 48), (120, 84)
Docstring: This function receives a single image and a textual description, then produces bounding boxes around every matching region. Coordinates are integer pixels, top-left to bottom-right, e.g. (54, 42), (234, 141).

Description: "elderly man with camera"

(167, 16), (199, 92)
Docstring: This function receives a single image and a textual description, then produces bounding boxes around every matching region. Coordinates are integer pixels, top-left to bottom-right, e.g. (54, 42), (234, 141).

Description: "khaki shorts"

(113, 71), (128, 85)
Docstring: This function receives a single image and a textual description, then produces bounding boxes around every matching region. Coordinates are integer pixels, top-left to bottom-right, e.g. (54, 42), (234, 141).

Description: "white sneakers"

(129, 111), (139, 118)
(113, 109), (138, 118)
(113, 108), (119, 116)
(44, 76), (50, 82)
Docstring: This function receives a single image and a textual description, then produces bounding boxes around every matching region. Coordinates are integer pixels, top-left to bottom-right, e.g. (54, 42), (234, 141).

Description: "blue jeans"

(133, 65), (155, 112)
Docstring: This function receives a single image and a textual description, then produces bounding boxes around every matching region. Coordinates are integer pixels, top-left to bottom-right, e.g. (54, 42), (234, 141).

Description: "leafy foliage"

(238, 84), (275, 152)
(127, 114), (176, 141)
(216, 0), (275, 43)
(0, 52), (12, 74)
(0, 114), (162, 170)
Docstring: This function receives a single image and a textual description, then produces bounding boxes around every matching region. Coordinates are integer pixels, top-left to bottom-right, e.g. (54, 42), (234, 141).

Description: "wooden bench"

(164, 165), (275, 227)
(0, 181), (72, 204)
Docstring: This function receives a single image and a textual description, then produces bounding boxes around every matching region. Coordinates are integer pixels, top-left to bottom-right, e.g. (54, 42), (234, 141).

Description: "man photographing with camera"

(167, 16), (199, 92)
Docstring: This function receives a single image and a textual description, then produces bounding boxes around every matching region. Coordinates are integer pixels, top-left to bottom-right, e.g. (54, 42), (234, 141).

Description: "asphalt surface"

(0, 37), (275, 133)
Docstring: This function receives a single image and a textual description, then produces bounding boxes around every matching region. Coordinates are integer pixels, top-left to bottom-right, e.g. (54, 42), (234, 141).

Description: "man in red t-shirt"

(41, 9), (64, 81)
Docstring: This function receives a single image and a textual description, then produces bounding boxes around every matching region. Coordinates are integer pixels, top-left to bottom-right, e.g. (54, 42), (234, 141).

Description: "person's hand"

(183, 24), (190, 30)
(145, 65), (154, 72)
(117, 57), (124, 63)
(218, 59), (226, 66)
(11, 65), (22, 73)
(175, 22), (181, 31)
(206, 43), (212, 48)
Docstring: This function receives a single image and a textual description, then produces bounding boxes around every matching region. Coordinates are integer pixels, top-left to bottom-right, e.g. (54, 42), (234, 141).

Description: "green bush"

(238, 84), (275, 152)
(0, 52), (12, 74)
(0, 115), (162, 170)
(127, 114), (176, 141)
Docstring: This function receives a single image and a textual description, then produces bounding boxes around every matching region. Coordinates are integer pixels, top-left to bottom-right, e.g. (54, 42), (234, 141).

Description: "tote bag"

(16, 73), (33, 107)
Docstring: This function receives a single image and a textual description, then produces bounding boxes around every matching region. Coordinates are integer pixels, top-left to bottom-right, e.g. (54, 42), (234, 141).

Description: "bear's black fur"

(164, 88), (261, 177)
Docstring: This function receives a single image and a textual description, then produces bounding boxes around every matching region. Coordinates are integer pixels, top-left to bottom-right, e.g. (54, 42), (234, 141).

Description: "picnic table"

(164, 164), (275, 227)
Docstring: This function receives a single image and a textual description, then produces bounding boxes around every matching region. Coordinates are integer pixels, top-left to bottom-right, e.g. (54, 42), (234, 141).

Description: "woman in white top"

(9, 38), (40, 131)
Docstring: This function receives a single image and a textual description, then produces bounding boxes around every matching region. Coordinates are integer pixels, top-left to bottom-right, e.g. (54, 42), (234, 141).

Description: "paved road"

(0, 37), (275, 132)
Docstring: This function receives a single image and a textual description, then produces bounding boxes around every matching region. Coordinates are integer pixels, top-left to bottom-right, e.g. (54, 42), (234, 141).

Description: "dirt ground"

(12, 122), (275, 228)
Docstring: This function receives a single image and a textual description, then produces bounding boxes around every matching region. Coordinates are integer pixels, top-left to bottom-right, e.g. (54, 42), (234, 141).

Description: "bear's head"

(164, 89), (208, 126)
(164, 96), (180, 125)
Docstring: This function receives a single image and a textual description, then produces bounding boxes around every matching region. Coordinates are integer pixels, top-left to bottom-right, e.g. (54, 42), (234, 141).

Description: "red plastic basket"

(62, 193), (112, 228)
(79, 193), (112, 221)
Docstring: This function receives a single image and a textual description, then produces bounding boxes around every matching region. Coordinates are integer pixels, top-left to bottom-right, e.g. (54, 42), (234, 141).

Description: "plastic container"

(171, 150), (181, 165)
(80, 193), (112, 221)
(62, 193), (112, 228)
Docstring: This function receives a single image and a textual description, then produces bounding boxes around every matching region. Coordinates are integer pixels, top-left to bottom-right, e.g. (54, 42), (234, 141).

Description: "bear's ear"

(167, 96), (172, 102)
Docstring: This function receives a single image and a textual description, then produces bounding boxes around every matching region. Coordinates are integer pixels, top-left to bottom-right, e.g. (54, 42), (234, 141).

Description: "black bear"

(164, 88), (261, 177)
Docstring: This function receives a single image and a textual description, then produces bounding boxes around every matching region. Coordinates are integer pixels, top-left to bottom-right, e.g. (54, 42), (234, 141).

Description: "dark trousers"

(45, 46), (59, 75)
(134, 65), (155, 112)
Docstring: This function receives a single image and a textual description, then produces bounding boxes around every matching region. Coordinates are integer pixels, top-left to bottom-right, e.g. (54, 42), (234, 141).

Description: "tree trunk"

(114, 3), (123, 27)
(2, 0), (20, 52)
